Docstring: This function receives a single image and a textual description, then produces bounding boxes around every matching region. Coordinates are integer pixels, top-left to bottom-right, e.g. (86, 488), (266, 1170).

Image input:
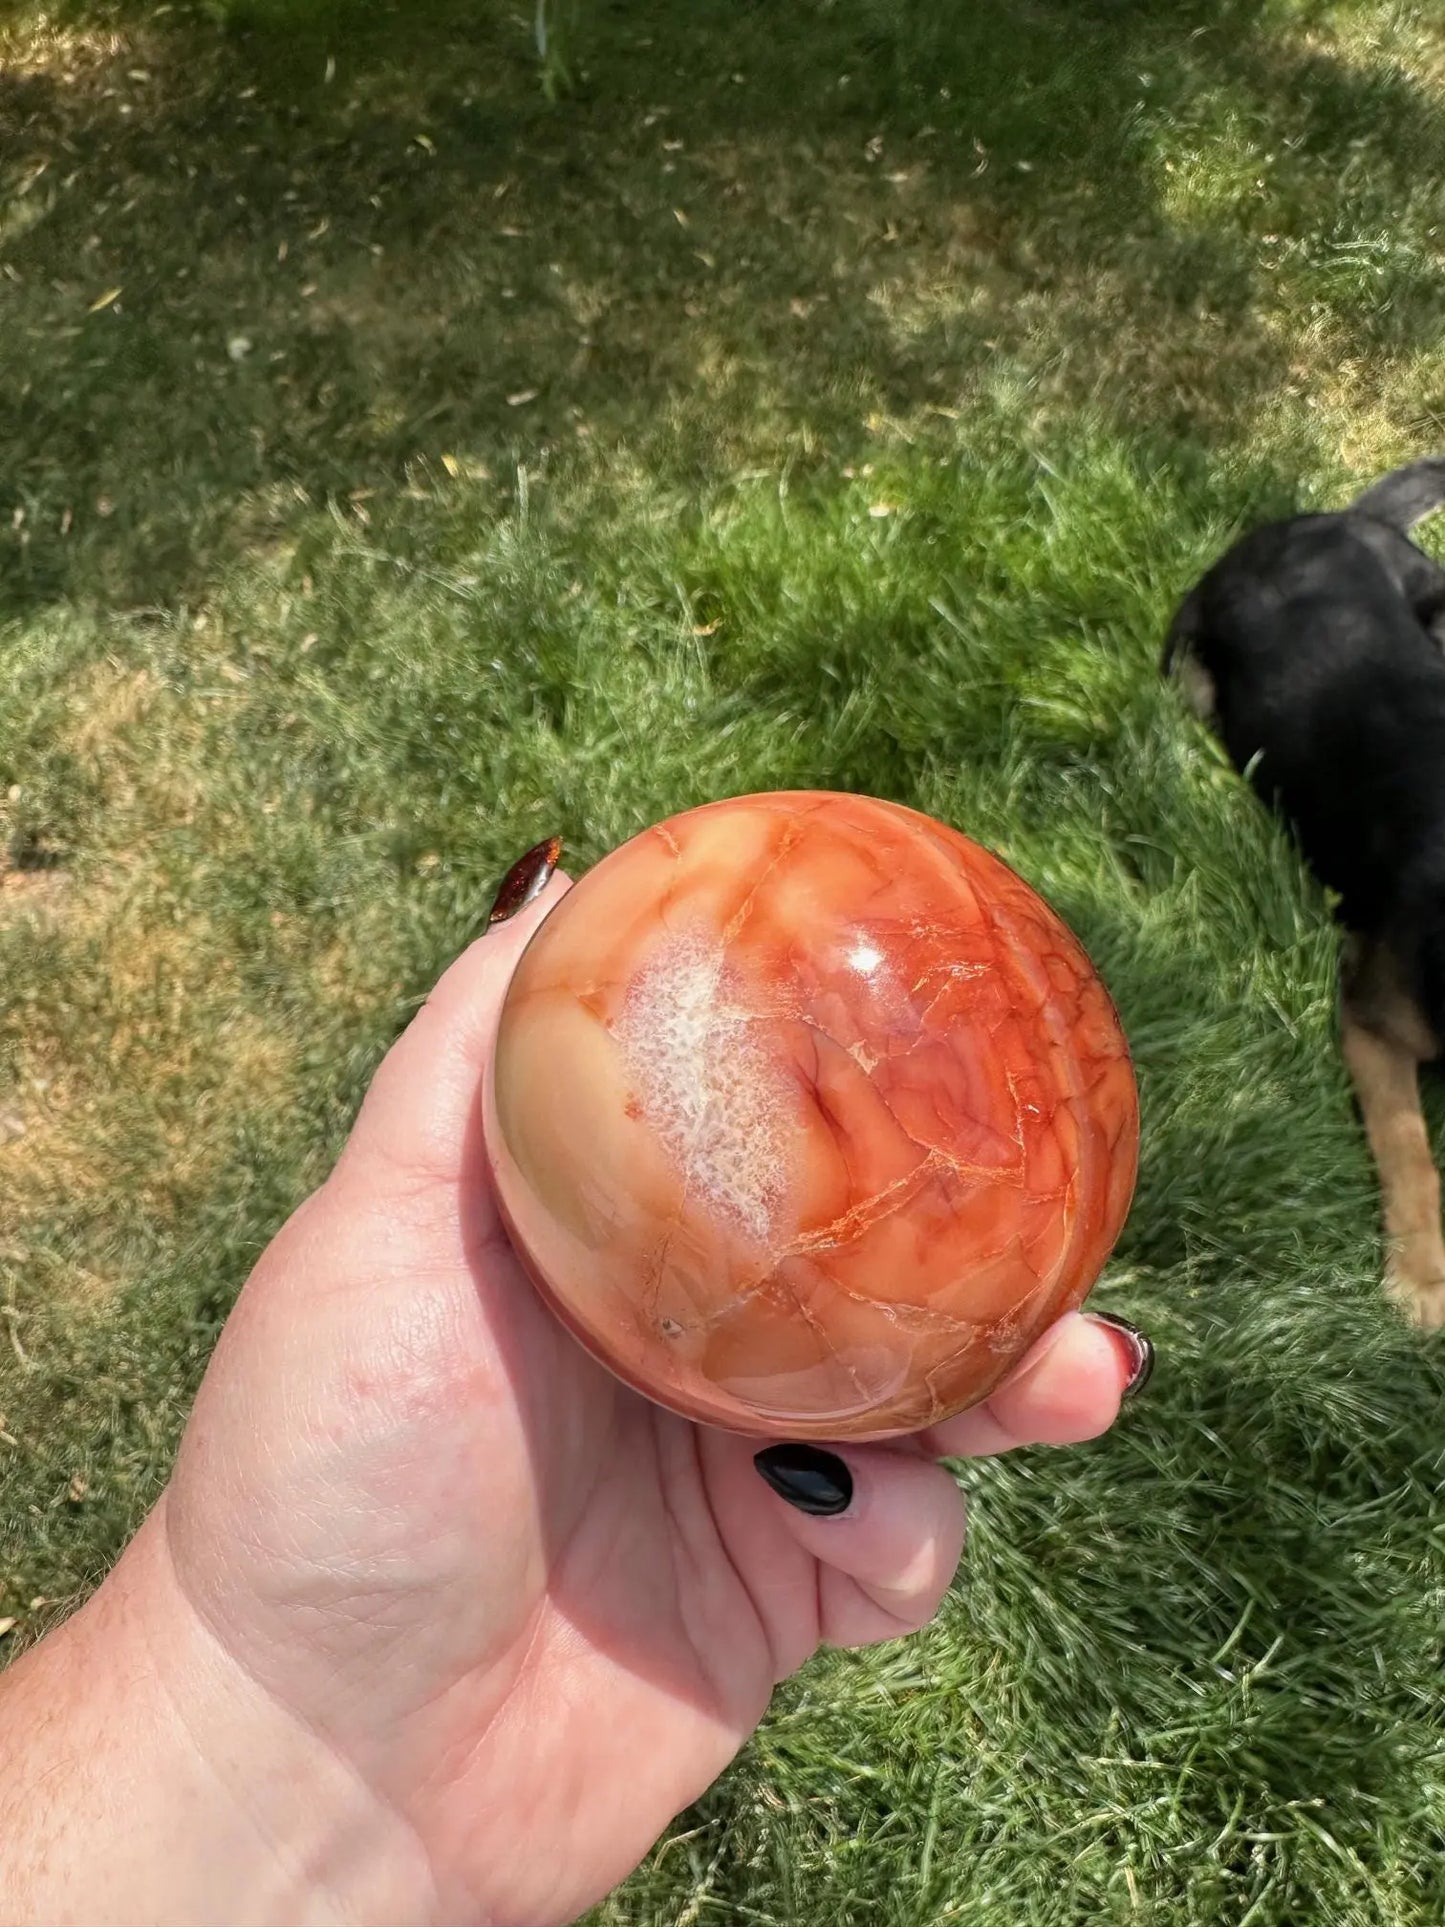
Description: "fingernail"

(1091, 1313), (1155, 1400)
(487, 836), (562, 927)
(754, 1444), (853, 1517)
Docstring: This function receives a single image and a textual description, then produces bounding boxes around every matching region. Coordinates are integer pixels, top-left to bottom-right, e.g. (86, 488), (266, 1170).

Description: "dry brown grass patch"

(2, 880), (297, 1306)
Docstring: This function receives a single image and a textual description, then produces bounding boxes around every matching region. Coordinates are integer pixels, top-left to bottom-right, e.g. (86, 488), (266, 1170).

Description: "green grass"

(4, 0), (1445, 1919)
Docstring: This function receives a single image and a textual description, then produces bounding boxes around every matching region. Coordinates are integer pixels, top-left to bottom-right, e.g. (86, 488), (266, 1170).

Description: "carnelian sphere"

(486, 791), (1138, 1441)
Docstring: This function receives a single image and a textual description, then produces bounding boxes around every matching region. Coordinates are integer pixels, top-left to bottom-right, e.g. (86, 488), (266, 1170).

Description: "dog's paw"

(1384, 1252), (1445, 1330)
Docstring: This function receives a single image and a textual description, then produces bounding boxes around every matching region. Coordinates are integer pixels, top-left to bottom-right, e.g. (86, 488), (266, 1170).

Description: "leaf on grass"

(88, 287), (122, 313)
(507, 389), (539, 407)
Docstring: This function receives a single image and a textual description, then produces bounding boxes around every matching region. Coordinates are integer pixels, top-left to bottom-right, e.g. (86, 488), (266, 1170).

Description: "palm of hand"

(160, 912), (825, 1925)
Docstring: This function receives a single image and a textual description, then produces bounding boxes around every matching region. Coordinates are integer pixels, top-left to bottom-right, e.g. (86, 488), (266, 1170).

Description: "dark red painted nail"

(487, 836), (562, 927)
(1091, 1313), (1155, 1399)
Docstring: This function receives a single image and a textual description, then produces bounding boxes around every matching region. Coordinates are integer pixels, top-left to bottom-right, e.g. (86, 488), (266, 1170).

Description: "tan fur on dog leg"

(1340, 1011), (1445, 1329)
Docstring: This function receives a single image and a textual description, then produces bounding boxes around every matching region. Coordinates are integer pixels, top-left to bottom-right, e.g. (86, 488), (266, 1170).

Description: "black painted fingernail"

(754, 1444), (853, 1516)
(487, 836), (562, 926)
(1092, 1313), (1155, 1399)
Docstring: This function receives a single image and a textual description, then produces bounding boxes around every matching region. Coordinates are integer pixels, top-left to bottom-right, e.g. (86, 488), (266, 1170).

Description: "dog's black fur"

(1164, 456), (1445, 1046)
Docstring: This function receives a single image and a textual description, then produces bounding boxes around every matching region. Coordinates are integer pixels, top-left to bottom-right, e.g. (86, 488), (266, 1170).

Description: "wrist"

(0, 1500), (439, 1927)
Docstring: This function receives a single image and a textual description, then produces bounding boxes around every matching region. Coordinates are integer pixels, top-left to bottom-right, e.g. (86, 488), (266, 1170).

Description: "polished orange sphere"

(486, 792), (1138, 1440)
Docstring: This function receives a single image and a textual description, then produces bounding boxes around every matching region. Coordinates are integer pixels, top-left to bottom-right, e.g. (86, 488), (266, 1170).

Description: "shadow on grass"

(3, 0), (1445, 616)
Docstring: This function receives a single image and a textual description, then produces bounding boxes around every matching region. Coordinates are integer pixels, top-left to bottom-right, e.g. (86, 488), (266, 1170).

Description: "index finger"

(337, 868), (573, 1195)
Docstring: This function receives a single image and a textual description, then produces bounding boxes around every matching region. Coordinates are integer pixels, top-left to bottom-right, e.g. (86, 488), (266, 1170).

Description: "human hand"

(0, 843), (1150, 1927)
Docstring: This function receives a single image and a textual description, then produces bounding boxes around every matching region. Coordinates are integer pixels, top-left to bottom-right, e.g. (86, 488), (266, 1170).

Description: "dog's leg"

(1340, 1007), (1445, 1328)
(1415, 584), (1445, 650)
(1399, 555), (1445, 648)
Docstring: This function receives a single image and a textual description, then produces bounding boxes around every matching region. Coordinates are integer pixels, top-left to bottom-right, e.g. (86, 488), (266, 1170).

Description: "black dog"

(1164, 456), (1445, 1327)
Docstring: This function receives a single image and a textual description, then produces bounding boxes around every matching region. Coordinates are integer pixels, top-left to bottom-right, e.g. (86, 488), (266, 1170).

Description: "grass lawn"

(4, 0), (1445, 1918)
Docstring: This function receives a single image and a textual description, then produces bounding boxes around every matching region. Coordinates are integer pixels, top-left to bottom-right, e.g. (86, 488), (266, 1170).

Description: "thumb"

(337, 858), (571, 1196)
